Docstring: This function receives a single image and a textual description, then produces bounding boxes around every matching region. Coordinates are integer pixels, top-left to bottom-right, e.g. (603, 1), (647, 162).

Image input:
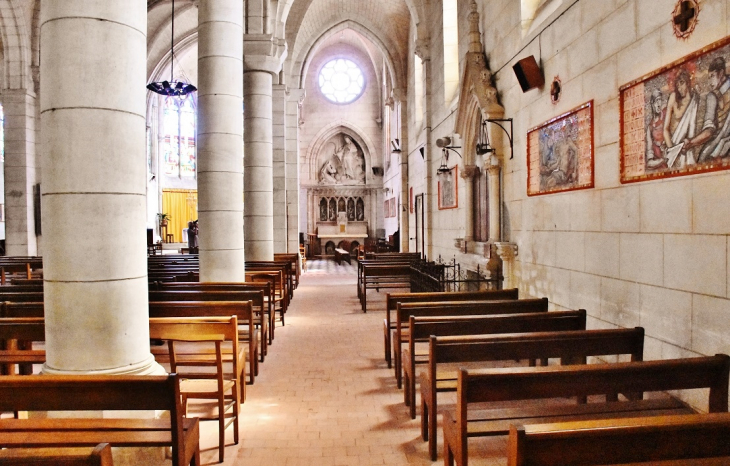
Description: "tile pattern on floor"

(197, 258), (506, 465)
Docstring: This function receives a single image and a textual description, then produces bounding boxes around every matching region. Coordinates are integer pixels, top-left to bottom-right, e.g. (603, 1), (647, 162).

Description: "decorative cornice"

(494, 242), (518, 260)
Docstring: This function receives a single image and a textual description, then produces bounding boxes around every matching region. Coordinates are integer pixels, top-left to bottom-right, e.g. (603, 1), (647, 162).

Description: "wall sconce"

(435, 136), (461, 178)
(390, 138), (401, 153)
(475, 117), (514, 168)
(384, 187), (391, 195)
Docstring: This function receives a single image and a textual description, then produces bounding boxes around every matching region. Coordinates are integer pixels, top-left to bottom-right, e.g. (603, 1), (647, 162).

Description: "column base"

(41, 354), (166, 376)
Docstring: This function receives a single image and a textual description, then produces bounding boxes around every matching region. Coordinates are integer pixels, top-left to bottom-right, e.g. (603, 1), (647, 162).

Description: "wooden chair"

(149, 317), (242, 463)
(0, 443), (114, 465)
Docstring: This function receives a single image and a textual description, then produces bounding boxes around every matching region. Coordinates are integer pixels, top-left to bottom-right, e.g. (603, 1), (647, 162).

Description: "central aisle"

(199, 259), (505, 465)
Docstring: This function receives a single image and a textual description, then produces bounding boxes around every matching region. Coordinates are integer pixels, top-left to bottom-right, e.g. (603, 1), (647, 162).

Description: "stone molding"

(494, 241), (518, 260)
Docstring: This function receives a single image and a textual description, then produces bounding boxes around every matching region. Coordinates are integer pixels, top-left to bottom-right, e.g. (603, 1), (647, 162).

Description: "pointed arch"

(293, 20), (403, 91)
(305, 121), (376, 183)
(0, 0), (31, 90)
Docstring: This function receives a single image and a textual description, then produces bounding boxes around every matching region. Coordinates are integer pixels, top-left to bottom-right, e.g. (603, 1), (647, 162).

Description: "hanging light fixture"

(147, 0), (197, 97)
(435, 137), (461, 178)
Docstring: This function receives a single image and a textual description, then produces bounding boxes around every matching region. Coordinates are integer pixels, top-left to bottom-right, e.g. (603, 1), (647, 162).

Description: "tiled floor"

(195, 258), (507, 466)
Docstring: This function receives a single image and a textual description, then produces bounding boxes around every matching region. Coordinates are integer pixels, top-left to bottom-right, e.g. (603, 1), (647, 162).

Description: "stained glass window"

(318, 59), (365, 104)
(162, 96), (196, 178)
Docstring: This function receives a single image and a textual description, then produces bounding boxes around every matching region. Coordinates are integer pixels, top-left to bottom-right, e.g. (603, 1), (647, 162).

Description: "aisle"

(197, 259), (505, 465)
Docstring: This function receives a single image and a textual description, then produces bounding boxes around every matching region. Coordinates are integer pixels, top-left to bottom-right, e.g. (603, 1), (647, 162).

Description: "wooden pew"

(148, 290), (267, 363)
(274, 253), (300, 290)
(150, 281), (274, 348)
(246, 261), (294, 302)
(507, 412), (730, 466)
(0, 374), (201, 466)
(442, 354), (730, 466)
(0, 317), (45, 375)
(359, 263), (412, 312)
(383, 289), (519, 367)
(416, 326), (644, 460)
(149, 301), (257, 386)
(0, 443), (115, 466)
(393, 298), (551, 388)
(356, 256), (418, 302)
(245, 272), (286, 327)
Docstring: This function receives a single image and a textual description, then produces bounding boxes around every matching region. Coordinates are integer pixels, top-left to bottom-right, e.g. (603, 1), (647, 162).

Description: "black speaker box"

(513, 55), (544, 92)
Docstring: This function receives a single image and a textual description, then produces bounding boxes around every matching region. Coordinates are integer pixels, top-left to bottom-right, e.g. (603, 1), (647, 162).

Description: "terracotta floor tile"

(196, 259), (503, 465)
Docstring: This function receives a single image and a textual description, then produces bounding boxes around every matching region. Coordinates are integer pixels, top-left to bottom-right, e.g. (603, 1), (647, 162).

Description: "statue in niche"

(317, 133), (366, 185)
(319, 198), (328, 221)
(328, 198), (337, 221)
(347, 198), (355, 221)
(356, 198), (365, 221)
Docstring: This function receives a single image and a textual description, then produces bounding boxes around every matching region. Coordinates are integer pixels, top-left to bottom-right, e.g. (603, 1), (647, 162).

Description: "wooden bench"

(245, 271), (287, 327)
(443, 354), (730, 466)
(150, 281), (273, 349)
(148, 289), (267, 363)
(0, 317), (45, 375)
(359, 263), (413, 312)
(383, 289), (519, 368)
(0, 374), (201, 466)
(417, 327), (644, 459)
(274, 253), (300, 290)
(393, 298), (551, 388)
(507, 412), (730, 466)
(334, 248), (351, 265)
(149, 301), (257, 386)
(0, 443), (114, 465)
(246, 261), (294, 302)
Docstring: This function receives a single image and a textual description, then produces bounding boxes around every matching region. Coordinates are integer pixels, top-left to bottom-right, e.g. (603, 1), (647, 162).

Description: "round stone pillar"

(40, 0), (161, 374)
(460, 165), (479, 242)
(197, 0), (246, 281)
(244, 70), (275, 260)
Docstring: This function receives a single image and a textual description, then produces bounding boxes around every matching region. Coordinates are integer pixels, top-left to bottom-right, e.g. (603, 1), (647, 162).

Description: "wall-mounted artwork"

(438, 166), (458, 209)
(620, 36), (730, 183)
(384, 199), (389, 218)
(390, 197), (397, 218)
(527, 101), (594, 196)
(317, 133), (366, 185)
(409, 187), (413, 213)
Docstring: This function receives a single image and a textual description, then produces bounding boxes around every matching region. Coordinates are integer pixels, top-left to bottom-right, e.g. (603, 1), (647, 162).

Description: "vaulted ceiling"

(145, 0), (421, 89)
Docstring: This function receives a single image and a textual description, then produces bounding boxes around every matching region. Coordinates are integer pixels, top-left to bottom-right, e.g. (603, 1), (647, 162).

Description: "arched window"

(162, 96), (196, 178)
(443, 0), (459, 102)
(318, 59), (365, 104)
(414, 54), (424, 126)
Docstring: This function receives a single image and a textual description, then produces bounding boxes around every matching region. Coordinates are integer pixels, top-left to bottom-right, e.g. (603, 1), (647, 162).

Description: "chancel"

(0, 0), (729, 465)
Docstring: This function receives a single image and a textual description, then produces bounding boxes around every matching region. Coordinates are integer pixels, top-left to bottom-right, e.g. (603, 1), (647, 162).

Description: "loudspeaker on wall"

(512, 55), (544, 92)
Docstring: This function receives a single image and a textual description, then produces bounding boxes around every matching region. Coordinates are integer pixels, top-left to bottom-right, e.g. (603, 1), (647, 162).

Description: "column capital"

(494, 242), (518, 260)
(414, 40), (430, 61)
(460, 165), (480, 179)
(244, 34), (287, 75)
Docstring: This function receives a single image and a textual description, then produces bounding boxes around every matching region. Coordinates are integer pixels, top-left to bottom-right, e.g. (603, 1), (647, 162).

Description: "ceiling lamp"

(147, 0), (197, 97)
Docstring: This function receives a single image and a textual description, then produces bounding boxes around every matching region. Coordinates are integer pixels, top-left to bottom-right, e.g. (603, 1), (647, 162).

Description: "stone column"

(415, 39), (433, 260)
(272, 83), (287, 253)
(393, 90), (409, 253)
(487, 161), (501, 242)
(460, 165), (479, 243)
(197, 0), (246, 281)
(2, 89), (38, 256)
(243, 46), (283, 261)
(286, 89), (304, 253)
(495, 242), (518, 289)
(40, 0), (161, 375)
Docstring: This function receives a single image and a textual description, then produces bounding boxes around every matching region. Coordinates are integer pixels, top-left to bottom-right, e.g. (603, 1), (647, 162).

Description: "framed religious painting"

(438, 166), (458, 209)
(620, 36), (730, 183)
(409, 187), (414, 213)
(527, 101), (594, 196)
(383, 199), (389, 218)
(390, 197), (397, 218)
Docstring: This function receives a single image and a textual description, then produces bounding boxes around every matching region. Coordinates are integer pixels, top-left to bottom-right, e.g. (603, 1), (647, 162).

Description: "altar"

(316, 214), (368, 255)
